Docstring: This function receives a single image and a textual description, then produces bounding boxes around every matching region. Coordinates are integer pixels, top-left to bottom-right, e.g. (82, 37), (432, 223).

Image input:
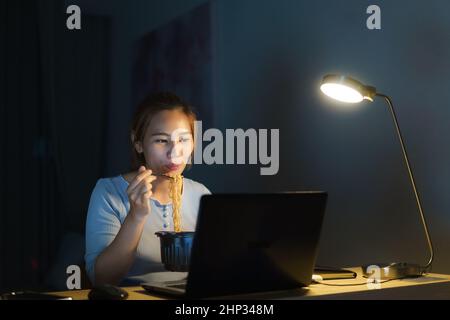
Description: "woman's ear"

(135, 141), (143, 154)
(131, 133), (143, 154)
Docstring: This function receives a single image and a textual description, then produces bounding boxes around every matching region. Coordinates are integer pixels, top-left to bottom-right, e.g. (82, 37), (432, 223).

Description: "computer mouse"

(88, 284), (129, 300)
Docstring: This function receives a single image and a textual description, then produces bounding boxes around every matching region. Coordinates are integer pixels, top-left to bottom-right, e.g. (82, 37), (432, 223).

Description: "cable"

(311, 272), (429, 287)
(312, 278), (397, 287)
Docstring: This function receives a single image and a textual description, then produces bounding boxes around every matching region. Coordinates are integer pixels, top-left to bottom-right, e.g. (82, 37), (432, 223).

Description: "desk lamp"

(320, 74), (434, 280)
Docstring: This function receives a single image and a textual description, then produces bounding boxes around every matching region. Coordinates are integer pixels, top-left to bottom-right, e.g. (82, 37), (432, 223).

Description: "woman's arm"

(92, 166), (156, 286)
(93, 210), (146, 286)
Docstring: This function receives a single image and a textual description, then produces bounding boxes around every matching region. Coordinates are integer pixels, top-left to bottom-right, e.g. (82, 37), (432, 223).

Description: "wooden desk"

(51, 268), (450, 300)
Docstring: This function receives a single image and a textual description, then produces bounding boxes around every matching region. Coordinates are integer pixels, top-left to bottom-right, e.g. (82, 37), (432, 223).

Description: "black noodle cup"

(155, 231), (195, 272)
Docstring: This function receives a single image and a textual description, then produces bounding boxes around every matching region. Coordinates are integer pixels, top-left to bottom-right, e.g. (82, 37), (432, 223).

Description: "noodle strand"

(169, 174), (183, 232)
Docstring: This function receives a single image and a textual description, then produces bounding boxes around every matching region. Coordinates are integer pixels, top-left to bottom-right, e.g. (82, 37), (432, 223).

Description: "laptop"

(142, 192), (327, 299)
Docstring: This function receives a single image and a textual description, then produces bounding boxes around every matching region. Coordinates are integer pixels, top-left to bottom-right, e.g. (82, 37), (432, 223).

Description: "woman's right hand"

(126, 165), (156, 221)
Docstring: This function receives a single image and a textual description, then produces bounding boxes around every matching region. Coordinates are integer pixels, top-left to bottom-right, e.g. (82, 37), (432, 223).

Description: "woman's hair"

(130, 92), (197, 170)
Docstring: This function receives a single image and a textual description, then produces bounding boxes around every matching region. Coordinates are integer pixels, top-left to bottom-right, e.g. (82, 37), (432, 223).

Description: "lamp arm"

(376, 93), (434, 270)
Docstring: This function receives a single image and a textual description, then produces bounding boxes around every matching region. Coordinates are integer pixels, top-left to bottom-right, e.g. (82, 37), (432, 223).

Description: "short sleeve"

(84, 179), (123, 284)
(201, 183), (212, 195)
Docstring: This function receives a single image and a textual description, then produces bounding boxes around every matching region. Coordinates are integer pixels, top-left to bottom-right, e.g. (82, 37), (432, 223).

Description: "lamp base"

(361, 262), (425, 280)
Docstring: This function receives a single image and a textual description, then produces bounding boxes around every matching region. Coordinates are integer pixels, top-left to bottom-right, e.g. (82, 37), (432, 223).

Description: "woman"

(85, 92), (211, 286)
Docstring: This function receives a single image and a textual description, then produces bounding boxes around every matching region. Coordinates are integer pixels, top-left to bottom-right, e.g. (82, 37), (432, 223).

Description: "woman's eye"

(179, 137), (191, 143)
(155, 139), (168, 144)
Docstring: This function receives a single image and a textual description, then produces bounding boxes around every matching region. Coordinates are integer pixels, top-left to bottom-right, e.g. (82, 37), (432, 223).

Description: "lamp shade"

(320, 74), (376, 103)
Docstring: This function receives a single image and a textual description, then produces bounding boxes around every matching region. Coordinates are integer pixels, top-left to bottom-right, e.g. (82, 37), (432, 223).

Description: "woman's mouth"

(165, 163), (182, 171)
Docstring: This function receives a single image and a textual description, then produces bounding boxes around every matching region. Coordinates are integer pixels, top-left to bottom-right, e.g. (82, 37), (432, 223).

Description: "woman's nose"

(168, 141), (183, 158)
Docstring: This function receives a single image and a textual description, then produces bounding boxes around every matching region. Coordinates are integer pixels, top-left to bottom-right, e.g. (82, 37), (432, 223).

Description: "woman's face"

(135, 109), (194, 176)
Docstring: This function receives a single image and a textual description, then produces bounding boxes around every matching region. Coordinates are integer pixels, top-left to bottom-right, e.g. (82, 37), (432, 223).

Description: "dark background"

(1, 0), (449, 292)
